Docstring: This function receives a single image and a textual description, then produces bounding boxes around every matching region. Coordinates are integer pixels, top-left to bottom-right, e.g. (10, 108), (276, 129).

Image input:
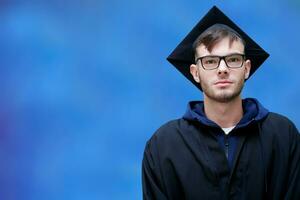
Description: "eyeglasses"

(195, 53), (245, 70)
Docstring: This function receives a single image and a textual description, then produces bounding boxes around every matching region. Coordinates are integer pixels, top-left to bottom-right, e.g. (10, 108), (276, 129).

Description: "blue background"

(0, 1), (299, 199)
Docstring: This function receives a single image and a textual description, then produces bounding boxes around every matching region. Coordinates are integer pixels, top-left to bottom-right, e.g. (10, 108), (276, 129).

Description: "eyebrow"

(198, 52), (245, 58)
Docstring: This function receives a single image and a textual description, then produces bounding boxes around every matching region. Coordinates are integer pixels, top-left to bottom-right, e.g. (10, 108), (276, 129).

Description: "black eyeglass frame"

(195, 53), (246, 70)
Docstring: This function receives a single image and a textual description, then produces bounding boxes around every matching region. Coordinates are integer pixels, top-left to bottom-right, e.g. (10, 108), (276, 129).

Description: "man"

(142, 6), (300, 200)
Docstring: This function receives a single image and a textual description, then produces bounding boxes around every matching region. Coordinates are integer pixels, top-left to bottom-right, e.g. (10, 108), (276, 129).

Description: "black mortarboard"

(167, 6), (269, 91)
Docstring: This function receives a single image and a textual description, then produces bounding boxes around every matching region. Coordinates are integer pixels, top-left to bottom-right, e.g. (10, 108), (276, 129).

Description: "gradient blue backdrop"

(0, 1), (299, 199)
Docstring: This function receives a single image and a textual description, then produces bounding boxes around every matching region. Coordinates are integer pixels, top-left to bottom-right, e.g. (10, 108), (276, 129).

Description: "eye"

(227, 55), (242, 63)
(204, 58), (218, 65)
(207, 60), (216, 64)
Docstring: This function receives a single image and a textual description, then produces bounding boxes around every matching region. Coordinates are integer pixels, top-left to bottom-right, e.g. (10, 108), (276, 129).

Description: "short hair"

(192, 23), (246, 56)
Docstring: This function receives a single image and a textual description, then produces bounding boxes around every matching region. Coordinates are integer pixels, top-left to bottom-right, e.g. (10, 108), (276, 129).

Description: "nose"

(217, 59), (229, 76)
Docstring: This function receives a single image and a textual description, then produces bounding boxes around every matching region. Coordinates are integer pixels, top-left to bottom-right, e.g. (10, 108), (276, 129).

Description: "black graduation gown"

(142, 113), (300, 200)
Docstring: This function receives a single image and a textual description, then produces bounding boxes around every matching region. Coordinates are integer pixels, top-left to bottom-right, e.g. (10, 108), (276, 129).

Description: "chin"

(201, 82), (244, 103)
(207, 89), (241, 103)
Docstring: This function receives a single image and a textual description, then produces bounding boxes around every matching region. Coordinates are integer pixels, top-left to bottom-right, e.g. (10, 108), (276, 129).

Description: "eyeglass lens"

(201, 54), (244, 69)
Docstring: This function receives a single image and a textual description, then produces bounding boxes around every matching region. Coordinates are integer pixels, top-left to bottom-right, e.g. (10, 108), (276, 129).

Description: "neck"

(204, 96), (243, 128)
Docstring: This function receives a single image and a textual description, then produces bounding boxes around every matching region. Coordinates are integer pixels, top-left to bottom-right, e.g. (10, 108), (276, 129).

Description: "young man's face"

(190, 37), (251, 103)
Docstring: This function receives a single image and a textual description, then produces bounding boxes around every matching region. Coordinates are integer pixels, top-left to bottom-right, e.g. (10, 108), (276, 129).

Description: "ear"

(244, 59), (251, 79)
(190, 64), (200, 83)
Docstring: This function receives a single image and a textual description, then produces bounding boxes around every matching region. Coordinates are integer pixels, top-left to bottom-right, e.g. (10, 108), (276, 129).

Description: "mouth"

(214, 80), (233, 87)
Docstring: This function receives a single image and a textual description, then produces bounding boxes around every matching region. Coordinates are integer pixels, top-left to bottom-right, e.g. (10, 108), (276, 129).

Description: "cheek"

(199, 75), (212, 87)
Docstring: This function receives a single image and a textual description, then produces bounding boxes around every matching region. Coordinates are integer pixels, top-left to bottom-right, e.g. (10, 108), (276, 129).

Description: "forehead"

(196, 37), (245, 57)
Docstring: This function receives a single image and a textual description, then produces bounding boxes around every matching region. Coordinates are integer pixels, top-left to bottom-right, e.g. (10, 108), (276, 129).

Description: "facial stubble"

(198, 74), (245, 103)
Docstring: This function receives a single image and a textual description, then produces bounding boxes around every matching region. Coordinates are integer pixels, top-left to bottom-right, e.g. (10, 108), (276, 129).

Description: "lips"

(214, 80), (233, 86)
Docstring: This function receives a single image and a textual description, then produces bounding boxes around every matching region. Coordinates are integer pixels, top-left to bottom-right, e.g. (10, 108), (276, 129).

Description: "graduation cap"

(167, 6), (269, 91)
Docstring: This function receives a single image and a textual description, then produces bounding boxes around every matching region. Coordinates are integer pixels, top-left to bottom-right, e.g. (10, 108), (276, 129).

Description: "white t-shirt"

(221, 126), (236, 135)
